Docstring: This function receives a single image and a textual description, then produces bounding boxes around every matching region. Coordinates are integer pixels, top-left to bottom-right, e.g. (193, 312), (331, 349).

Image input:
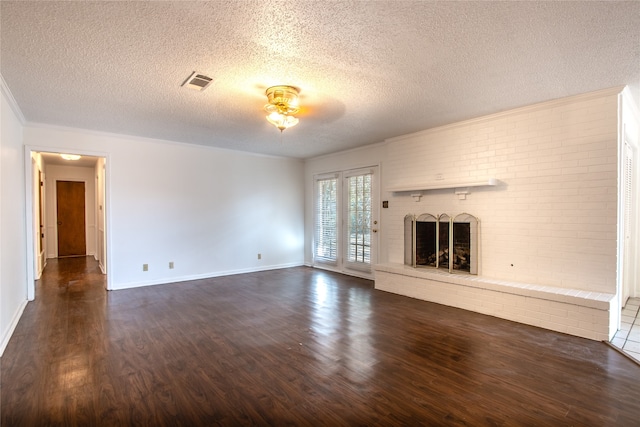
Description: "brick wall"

(384, 89), (620, 294)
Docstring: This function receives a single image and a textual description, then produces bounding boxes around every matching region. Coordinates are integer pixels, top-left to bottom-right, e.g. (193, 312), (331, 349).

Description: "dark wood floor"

(2, 257), (640, 426)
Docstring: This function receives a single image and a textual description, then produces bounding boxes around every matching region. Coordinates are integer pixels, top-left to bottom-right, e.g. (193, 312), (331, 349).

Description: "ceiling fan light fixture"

(266, 112), (299, 132)
(264, 85), (300, 132)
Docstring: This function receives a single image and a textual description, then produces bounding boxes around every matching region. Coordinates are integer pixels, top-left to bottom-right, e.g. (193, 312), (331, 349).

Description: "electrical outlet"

(257, 253), (262, 260)
(169, 261), (174, 269)
(143, 264), (148, 272)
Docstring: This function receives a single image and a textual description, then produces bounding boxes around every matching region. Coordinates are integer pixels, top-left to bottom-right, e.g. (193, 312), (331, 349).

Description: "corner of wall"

(0, 300), (27, 357)
(0, 79), (29, 356)
(0, 74), (26, 124)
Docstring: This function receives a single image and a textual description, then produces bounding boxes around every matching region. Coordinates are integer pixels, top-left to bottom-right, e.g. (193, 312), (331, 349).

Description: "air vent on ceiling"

(181, 71), (213, 91)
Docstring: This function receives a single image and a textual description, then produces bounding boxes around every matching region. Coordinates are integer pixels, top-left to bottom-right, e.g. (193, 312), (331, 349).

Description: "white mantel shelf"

(386, 178), (498, 193)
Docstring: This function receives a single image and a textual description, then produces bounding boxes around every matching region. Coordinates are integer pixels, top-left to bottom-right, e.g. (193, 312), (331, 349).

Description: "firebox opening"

(416, 221), (436, 267)
(405, 213), (478, 275)
(439, 218), (450, 270)
(453, 222), (471, 272)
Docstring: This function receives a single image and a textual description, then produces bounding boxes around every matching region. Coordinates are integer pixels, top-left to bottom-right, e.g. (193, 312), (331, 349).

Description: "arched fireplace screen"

(404, 213), (478, 274)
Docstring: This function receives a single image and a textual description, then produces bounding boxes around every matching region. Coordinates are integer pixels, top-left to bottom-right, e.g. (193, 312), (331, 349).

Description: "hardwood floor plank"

(2, 257), (640, 425)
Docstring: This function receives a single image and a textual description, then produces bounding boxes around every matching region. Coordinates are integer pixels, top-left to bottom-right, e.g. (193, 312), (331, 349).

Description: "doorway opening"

(27, 150), (109, 298)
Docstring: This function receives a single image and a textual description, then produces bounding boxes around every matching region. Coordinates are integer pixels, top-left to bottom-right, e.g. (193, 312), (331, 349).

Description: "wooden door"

(56, 181), (86, 257)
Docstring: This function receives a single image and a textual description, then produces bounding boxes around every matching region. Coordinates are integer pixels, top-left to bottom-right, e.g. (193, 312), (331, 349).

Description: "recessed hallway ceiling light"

(60, 154), (81, 161)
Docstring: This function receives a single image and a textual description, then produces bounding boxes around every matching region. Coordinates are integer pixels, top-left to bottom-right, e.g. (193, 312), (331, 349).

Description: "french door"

(314, 166), (379, 276)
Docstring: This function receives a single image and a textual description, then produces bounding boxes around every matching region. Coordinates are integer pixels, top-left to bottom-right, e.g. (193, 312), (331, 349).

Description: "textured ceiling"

(1, 1), (639, 159)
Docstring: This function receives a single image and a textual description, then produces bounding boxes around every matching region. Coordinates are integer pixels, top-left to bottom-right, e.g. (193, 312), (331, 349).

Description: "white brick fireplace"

(375, 88), (625, 341)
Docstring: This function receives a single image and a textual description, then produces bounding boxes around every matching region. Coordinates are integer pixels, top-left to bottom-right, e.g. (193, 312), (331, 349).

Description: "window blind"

(314, 176), (338, 264)
(346, 172), (372, 266)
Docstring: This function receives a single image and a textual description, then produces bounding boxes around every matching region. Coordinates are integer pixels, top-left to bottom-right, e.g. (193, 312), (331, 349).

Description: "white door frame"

(23, 145), (113, 299)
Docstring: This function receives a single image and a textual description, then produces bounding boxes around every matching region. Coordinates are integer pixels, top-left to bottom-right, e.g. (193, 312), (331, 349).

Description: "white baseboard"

(0, 299), (28, 357)
(110, 262), (305, 291)
(308, 263), (374, 281)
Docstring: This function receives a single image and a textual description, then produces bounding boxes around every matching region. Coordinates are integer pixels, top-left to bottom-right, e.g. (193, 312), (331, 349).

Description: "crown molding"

(0, 74), (26, 124)
(24, 121), (298, 161)
(305, 140), (386, 163)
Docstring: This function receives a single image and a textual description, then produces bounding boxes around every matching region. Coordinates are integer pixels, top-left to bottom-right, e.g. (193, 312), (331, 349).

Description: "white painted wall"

(23, 125), (305, 290)
(1, 86), (28, 355)
(44, 164), (96, 258)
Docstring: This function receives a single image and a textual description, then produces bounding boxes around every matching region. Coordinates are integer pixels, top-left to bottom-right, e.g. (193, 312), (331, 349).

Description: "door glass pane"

(315, 177), (338, 263)
(347, 173), (371, 266)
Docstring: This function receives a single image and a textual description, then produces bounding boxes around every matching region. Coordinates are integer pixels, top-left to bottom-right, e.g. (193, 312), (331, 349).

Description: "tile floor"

(611, 297), (640, 363)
